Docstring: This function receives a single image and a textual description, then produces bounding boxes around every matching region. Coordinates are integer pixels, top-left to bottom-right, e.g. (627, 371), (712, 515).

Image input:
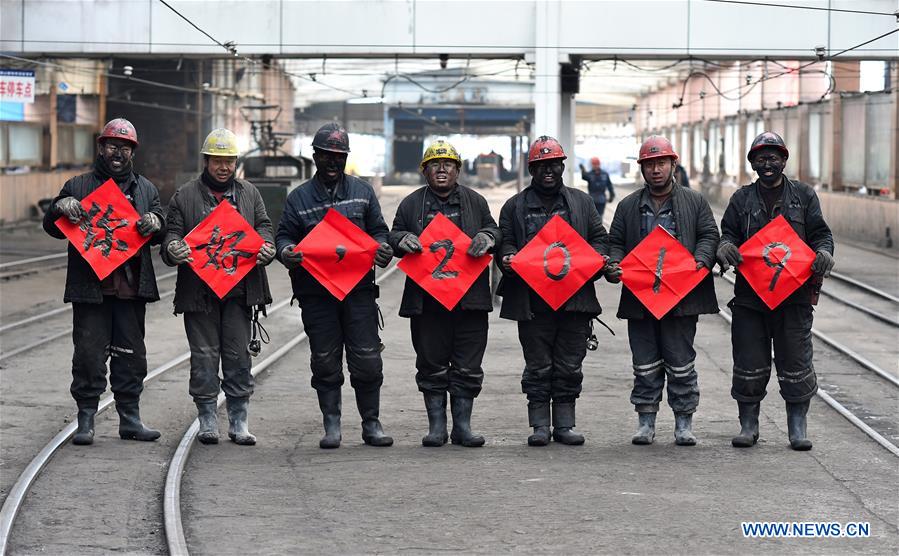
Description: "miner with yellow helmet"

(387, 139), (500, 447)
(162, 128), (276, 446)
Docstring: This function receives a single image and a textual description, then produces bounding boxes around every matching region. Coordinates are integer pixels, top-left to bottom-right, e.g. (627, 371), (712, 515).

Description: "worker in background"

(162, 128), (275, 446)
(497, 136), (615, 446)
(388, 140), (499, 447)
(717, 131), (834, 451)
(607, 136), (719, 446)
(276, 123), (394, 449)
(675, 163), (691, 189)
(580, 156), (615, 222)
(43, 118), (165, 445)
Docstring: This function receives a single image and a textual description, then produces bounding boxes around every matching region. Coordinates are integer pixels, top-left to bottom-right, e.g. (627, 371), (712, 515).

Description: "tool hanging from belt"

(248, 306), (270, 357)
(587, 317), (615, 351)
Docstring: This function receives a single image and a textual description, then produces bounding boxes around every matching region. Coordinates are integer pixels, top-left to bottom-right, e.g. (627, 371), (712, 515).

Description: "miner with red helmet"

(42, 117), (166, 445)
(276, 122), (394, 449)
(607, 135), (720, 446)
(717, 131), (834, 451)
(579, 156), (615, 222)
(496, 135), (615, 446)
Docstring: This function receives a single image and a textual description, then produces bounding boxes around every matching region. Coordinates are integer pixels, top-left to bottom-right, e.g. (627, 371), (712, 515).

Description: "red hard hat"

(528, 135), (567, 165)
(747, 131), (788, 161)
(99, 118), (138, 147)
(590, 156), (600, 166)
(637, 135), (677, 164)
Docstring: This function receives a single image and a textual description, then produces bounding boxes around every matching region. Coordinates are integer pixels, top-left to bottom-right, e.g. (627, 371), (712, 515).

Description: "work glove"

(811, 250), (835, 277)
(166, 239), (193, 265)
(467, 232), (495, 257)
(696, 261), (706, 271)
(397, 233), (422, 254)
(501, 252), (516, 275)
(136, 213), (161, 236)
(256, 242), (276, 266)
(716, 242), (743, 273)
(374, 242), (393, 268)
(56, 197), (84, 223)
(603, 260), (623, 284)
(280, 244), (304, 269)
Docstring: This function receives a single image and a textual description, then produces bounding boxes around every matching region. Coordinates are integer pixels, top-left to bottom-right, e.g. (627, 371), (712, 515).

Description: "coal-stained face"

(99, 138), (134, 173)
(750, 147), (786, 187)
(313, 148), (348, 186)
(529, 159), (565, 191)
(422, 159), (460, 197)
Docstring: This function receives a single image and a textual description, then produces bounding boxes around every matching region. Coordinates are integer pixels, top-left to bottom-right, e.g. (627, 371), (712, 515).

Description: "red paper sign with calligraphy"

(620, 226), (709, 320)
(183, 201), (264, 299)
(397, 213), (492, 310)
(510, 215), (605, 310)
(738, 215), (815, 310)
(297, 208), (379, 300)
(55, 178), (149, 280)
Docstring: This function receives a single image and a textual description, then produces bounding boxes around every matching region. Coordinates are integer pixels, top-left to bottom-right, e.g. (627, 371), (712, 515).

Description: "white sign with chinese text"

(0, 70), (35, 104)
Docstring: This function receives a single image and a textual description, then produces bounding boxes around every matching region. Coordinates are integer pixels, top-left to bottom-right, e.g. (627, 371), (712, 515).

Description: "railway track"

(0, 253), (68, 281)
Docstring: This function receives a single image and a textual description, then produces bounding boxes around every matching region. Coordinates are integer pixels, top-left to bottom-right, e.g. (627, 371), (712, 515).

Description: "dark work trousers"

(410, 297), (487, 398)
(594, 201), (607, 223)
(299, 289), (383, 393)
(183, 297), (254, 402)
(627, 315), (700, 414)
(730, 302), (817, 403)
(518, 311), (591, 403)
(70, 297), (147, 406)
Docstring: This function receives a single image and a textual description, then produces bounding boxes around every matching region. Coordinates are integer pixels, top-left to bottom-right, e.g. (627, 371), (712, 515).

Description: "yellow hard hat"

(420, 139), (461, 170)
(201, 128), (240, 157)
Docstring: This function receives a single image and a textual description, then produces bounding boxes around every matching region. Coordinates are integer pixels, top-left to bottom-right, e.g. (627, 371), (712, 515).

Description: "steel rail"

(0, 253), (67, 270)
(718, 273), (899, 388)
(816, 286), (899, 328)
(0, 271), (178, 334)
(0, 289), (299, 554)
(828, 271), (899, 305)
(716, 309), (899, 458)
(163, 265), (399, 556)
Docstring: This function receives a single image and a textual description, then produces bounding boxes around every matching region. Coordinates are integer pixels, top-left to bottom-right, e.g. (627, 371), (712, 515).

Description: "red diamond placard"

(510, 215), (605, 311)
(297, 208), (379, 300)
(397, 212), (492, 310)
(183, 201), (265, 299)
(738, 214), (815, 310)
(620, 226), (709, 320)
(55, 178), (149, 280)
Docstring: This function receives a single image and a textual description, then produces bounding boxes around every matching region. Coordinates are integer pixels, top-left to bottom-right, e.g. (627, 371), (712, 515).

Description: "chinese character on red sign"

(510, 215), (605, 311)
(737, 214), (815, 309)
(619, 226), (709, 320)
(55, 179), (149, 280)
(297, 208), (379, 300)
(396, 212), (492, 310)
(183, 200), (264, 299)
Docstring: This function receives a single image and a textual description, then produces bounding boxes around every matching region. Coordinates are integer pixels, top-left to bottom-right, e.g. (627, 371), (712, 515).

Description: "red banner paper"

(620, 226), (709, 320)
(738, 214), (815, 310)
(396, 213), (492, 310)
(183, 201), (265, 299)
(55, 178), (149, 280)
(510, 215), (605, 310)
(298, 208), (379, 300)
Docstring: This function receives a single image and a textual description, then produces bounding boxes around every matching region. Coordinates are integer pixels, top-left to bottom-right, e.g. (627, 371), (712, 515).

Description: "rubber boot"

(527, 401), (551, 446)
(631, 412), (656, 445)
(674, 412), (697, 446)
(551, 402), (585, 445)
(196, 400), (219, 445)
(116, 401), (161, 441)
(450, 396), (485, 447)
(786, 400), (812, 451)
(317, 389), (342, 449)
(226, 397), (256, 446)
(72, 402), (97, 446)
(355, 389), (393, 447)
(422, 392), (448, 447)
(731, 402), (760, 448)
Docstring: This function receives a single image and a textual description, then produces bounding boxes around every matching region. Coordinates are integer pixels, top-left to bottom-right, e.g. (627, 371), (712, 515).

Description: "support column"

(888, 61), (898, 199)
(49, 71), (58, 169)
(559, 92), (576, 187)
(534, 0), (561, 140)
(383, 107), (394, 177)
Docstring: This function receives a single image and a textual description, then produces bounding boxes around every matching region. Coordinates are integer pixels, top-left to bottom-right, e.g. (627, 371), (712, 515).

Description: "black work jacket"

(275, 173), (388, 298)
(42, 169), (166, 304)
(388, 184), (499, 316)
(161, 177), (273, 313)
(609, 184), (720, 319)
(582, 168), (615, 204)
(720, 176), (833, 309)
(496, 183), (609, 321)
